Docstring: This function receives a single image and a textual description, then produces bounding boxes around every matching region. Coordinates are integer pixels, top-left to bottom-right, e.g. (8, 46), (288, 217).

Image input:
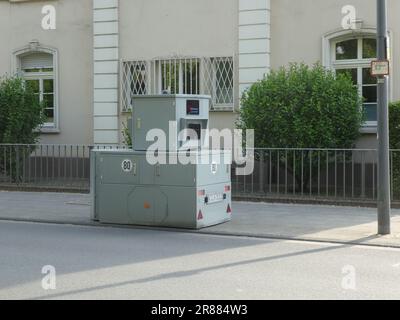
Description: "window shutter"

(20, 52), (53, 70)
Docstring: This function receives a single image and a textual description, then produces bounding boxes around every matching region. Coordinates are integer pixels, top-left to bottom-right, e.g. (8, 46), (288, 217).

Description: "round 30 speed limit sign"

(121, 159), (133, 173)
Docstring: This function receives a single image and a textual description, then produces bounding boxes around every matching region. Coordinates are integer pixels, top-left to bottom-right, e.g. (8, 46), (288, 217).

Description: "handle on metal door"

(132, 162), (137, 175)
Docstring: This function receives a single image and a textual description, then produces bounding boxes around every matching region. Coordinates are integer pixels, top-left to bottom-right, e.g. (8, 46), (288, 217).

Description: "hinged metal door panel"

(133, 97), (175, 151)
(128, 187), (168, 224)
(99, 154), (140, 185)
(154, 162), (196, 186)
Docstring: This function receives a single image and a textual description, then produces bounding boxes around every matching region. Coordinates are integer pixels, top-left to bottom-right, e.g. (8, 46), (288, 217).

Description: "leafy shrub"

(121, 110), (133, 148)
(238, 63), (364, 191)
(389, 101), (400, 198)
(0, 76), (45, 144)
(122, 121), (132, 148)
(389, 102), (400, 149)
(238, 63), (364, 148)
(0, 76), (45, 181)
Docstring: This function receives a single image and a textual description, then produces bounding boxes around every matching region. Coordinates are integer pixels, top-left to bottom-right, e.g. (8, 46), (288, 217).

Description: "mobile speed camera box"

(91, 95), (232, 229)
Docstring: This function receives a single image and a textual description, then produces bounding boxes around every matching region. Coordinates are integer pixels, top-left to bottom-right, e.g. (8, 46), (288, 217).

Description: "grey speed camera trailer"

(91, 95), (232, 229)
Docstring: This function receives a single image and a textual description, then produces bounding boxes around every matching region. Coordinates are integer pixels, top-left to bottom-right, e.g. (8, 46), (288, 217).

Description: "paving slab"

(0, 191), (399, 247)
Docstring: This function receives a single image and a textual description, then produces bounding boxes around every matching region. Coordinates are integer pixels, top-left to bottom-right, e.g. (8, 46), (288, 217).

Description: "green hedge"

(0, 76), (45, 144)
(238, 63), (364, 191)
(0, 76), (45, 182)
(238, 63), (364, 149)
(390, 101), (400, 198)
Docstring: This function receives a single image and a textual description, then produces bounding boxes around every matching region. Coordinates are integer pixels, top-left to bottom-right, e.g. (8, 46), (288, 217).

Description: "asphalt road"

(1, 221), (400, 300)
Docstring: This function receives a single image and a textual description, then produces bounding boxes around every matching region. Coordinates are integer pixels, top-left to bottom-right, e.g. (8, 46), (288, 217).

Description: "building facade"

(0, 0), (398, 147)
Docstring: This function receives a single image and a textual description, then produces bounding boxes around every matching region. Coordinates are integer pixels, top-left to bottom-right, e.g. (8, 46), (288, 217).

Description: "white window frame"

(332, 38), (377, 128)
(322, 28), (393, 133)
(12, 44), (59, 133)
(24, 73), (55, 128)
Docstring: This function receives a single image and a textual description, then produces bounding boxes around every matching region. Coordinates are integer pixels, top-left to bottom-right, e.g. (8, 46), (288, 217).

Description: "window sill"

(121, 108), (132, 114)
(40, 127), (60, 134)
(360, 125), (377, 134)
(210, 105), (234, 112)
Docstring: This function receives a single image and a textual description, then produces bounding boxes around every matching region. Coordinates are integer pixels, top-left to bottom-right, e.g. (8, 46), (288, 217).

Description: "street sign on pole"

(371, 60), (390, 77)
(376, 0), (391, 235)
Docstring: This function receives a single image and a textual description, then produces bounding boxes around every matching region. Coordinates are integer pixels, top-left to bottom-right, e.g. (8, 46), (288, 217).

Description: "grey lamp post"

(376, 0), (391, 235)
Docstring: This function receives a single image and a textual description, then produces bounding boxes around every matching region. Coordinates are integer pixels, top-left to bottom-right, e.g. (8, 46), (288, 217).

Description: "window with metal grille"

(121, 56), (234, 111)
(121, 61), (148, 110)
(203, 57), (234, 107)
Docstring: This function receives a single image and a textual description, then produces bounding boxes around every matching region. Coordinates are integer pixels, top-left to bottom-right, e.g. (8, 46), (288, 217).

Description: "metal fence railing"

(0, 144), (130, 191)
(232, 148), (400, 202)
(0, 145), (399, 203)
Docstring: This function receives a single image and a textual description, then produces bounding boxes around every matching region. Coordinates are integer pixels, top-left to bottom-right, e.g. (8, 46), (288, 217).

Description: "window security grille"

(121, 56), (234, 111)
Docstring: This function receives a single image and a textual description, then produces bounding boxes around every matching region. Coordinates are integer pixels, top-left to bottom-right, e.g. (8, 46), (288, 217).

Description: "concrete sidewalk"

(0, 191), (400, 247)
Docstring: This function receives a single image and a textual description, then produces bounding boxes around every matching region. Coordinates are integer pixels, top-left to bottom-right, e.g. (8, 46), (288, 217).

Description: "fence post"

(361, 152), (366, 198)
(259, 151), (264, 193)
